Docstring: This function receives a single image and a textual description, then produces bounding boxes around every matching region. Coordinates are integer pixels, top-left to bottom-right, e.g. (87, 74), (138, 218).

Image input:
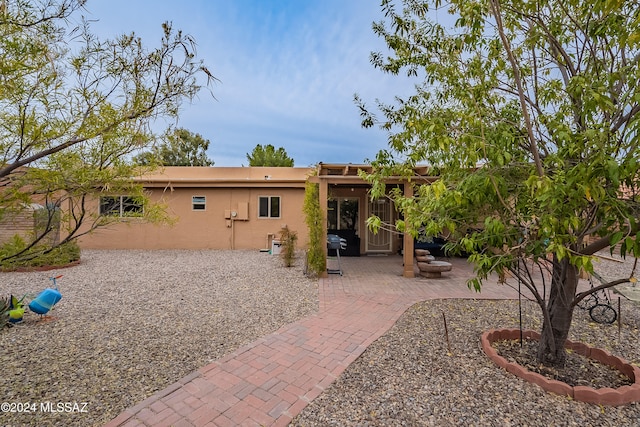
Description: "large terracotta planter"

(481, 328), (640, 406)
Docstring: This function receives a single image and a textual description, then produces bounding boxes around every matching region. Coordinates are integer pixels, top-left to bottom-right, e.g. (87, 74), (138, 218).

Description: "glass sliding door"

(327, 198), (360, 255)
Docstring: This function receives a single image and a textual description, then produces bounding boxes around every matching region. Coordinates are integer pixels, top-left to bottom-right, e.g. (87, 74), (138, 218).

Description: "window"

(100, 196), (143, 217)
(192, 196), (206, 211)
(258, 196), (280, 218)
(327, 198), (359, 231)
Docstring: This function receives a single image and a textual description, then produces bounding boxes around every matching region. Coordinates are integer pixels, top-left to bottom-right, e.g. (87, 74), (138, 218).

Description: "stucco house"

(3, 163), (436, 277)
(83, 163), (438, 277)
(78, 166), (312, 252)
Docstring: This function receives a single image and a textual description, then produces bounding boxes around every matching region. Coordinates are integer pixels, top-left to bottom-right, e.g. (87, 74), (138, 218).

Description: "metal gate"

(366, 199), (392, 252)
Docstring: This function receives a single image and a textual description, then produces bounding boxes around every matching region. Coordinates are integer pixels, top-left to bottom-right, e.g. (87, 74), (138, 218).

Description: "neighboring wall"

(0, 205), (60, 246)
(78, 167), (311, 251)
(0, 209), (34, 244)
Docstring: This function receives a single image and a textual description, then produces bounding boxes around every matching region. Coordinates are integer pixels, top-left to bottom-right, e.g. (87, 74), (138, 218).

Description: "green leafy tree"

(0, 0), (214, 265)
(134, 128), (214, 166)
(246, 144), (294, 166)
(359, 0), (640, 367)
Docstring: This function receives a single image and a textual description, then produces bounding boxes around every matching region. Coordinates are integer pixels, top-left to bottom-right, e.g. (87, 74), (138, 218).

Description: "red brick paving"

(105, 255), (522, 427)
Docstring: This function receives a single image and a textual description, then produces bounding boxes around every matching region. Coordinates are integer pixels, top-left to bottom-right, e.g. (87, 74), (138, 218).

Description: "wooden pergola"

(309, 163), (438, 278)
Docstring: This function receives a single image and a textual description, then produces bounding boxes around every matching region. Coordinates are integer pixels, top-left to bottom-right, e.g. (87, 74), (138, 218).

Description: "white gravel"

(0, 249), (318, 427)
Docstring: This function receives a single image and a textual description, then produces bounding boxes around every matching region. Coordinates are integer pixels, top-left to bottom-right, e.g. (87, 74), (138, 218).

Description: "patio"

(322, 253), (524, 301)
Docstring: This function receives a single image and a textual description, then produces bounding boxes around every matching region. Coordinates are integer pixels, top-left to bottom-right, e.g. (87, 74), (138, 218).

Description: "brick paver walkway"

(105, 256), (522, 427)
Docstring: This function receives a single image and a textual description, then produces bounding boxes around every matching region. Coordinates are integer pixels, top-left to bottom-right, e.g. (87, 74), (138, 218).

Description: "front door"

(366, 199), (392, 253)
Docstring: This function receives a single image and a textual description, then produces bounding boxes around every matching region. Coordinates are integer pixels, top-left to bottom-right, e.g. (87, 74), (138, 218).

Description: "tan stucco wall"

(77, 165), (313, 251)
(79, 186), (308, 250)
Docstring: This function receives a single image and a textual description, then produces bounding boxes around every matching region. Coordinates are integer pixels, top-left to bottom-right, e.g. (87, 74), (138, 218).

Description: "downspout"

(230, 217), (235, 250)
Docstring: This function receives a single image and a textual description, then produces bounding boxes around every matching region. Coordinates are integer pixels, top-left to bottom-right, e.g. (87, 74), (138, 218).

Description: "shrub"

(0, 296), (10, 329)
(279, 226), (298, 267)
(0, 236), (81, 271)
(303, 181), (326, 277)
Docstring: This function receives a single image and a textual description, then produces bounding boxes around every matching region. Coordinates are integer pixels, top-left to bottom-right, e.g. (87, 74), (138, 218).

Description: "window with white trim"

(258, 196), (280, 218)
(100, 196), (143, 217)
(192, 196), (206, 211)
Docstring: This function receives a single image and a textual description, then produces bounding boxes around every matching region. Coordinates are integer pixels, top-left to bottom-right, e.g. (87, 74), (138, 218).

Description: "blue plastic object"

(28, 275), (63, 315)
(29, 288), (62, 315)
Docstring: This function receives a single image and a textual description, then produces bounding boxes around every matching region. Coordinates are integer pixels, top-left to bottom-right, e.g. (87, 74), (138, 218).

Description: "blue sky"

(86, 0), (417, 167)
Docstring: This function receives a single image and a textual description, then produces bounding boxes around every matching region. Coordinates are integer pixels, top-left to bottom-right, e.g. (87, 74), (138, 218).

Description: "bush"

(279, 226), (298, 267)
(0, 236), (81, 271)
(303, 181), (326, 277)
(0, 296), (10, 329)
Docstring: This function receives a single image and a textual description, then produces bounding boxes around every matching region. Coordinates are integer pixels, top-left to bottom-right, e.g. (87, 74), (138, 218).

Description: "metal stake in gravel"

(518, 260), (523, 348)
(442, 311), (452, 355)
(618, 296), (621, 341)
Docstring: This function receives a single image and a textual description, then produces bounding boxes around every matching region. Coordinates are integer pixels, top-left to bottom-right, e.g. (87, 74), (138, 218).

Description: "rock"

(416, 262), (432, 271)
(416, 255), (435, 263)
(418, 260), (452, 278)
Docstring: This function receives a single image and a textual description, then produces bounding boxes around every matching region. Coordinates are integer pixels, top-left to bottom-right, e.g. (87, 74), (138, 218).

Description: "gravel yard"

(291, 298), (640, 426)
(292, 254), (640, 427)
(0, 250), (318, 427)
(3, 249), (640, 427)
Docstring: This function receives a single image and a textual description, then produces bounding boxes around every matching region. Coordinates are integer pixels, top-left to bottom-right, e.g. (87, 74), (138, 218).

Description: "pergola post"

(402, 182), (415, 278)
(318, 178), (329, 278)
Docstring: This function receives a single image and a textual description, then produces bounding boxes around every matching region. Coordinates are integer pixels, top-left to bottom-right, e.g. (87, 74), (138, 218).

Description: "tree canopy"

(134, 128), (214, 166)
(0, 0), (213, 264)
(246, 144), (294, 167)
(360, 0), (640, 366)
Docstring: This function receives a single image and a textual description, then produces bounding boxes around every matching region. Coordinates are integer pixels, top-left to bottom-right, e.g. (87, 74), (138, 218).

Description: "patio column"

(319, 178), (329, 278)
(402, 182), (415, 278)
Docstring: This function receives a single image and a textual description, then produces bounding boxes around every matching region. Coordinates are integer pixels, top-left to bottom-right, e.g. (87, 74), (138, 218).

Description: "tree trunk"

(537, 256), (579, 366)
